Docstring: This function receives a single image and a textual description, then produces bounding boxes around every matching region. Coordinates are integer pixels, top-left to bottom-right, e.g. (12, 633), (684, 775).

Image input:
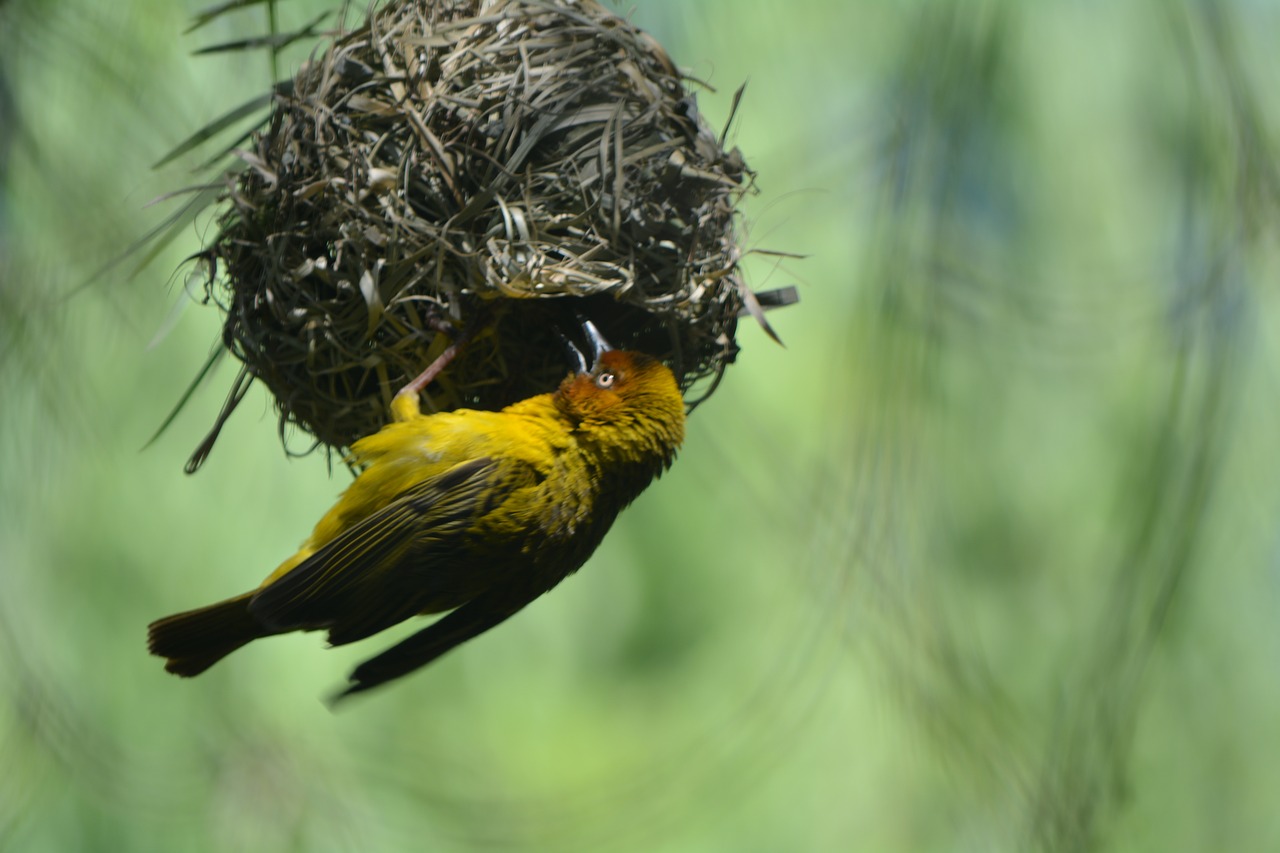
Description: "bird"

(147, 328), (686, 700)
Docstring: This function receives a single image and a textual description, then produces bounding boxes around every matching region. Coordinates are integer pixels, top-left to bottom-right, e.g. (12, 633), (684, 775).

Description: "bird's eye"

(595, 371), (616, 389)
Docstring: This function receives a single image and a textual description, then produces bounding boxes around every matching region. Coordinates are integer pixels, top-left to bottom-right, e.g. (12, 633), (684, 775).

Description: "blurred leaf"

(152, 92), (275, 168)
(193, 11), (330, 55)
(186, 0), (291, 35)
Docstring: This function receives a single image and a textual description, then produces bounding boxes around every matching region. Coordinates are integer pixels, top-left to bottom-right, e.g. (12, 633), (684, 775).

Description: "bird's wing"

(332, 587), (539, 701)
(248, 456), (533, 644)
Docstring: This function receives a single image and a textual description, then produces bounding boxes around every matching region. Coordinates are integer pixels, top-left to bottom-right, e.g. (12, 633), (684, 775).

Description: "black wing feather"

(332, 587), (540, 702)
(249, 457), (519, 644)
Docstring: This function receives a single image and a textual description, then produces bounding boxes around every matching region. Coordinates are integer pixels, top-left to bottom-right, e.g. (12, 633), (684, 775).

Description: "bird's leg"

(392, 312), (488, 422)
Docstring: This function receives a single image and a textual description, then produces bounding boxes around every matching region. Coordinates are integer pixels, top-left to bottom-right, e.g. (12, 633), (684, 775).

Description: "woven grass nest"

(198, 0), (786, 462)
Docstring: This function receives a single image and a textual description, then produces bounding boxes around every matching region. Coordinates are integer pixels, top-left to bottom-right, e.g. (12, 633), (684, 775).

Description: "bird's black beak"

(559, 317), (613, 374)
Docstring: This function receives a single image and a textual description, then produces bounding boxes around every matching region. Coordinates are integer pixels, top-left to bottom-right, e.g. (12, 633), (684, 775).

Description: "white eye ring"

(595, 371), (616, 389)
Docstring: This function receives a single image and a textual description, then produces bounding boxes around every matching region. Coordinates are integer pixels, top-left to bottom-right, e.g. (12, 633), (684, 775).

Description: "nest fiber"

(204, 0), (758, 455)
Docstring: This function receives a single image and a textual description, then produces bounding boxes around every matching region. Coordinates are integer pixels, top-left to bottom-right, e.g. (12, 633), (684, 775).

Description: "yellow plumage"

(148, 350), (685, 699)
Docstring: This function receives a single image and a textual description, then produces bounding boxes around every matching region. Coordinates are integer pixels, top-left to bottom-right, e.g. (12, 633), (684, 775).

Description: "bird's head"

(555, 350), (686, 463)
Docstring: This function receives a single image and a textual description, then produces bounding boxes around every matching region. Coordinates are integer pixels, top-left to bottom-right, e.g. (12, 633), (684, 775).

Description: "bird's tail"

(147, 593), (272, 677)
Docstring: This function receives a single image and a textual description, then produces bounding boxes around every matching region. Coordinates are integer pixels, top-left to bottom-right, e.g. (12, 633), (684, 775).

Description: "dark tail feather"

(331, 591), (530, 704)
(148, 593), (272, 677)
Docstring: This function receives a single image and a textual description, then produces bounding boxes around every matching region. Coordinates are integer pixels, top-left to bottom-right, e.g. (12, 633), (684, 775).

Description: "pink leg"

(392, 314), (486, 420)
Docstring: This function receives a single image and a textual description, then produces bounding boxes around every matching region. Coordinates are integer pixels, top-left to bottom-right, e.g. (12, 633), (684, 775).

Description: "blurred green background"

(3, 0), (1280, 850)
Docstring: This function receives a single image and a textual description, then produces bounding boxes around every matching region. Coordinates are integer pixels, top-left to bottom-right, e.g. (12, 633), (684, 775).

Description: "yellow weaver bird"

(148, 334), (685, 699)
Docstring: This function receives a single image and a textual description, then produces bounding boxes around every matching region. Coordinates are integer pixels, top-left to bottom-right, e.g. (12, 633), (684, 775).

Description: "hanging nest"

(195, 0), (788, 464)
